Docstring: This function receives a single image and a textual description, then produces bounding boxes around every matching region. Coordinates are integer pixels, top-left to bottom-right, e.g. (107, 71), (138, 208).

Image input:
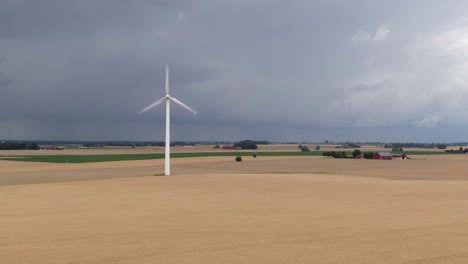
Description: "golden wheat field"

(2, 154), (468, 263)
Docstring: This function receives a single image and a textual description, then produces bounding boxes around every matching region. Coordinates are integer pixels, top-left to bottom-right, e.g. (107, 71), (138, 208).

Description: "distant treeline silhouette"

(384, 143), (447, 149)
(0, 142), (40, 150)
(233, 140), (269, 150)
(83, 141), (195, 147)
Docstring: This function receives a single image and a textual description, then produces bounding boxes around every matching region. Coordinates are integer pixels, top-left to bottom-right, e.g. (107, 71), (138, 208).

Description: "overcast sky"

(2, 0), (468, 142)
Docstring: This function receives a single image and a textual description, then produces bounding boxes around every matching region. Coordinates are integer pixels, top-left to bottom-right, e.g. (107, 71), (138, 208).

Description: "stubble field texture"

(1, 145), (468, 263)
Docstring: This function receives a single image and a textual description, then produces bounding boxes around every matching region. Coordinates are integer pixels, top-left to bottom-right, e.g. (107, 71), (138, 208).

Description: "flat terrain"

(2, 155), (468, 263)
(0, 144), (452, 163)
(0, 144), (450, 156)
(0, 144), (303, 156)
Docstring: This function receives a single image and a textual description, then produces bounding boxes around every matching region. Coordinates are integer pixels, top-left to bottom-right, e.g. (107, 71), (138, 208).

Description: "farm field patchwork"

(0, 151), (322, 163)
(0, 150), (457, 163)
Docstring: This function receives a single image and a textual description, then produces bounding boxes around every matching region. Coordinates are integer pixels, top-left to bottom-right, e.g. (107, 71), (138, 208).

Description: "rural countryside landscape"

(3, 1), (468, 264)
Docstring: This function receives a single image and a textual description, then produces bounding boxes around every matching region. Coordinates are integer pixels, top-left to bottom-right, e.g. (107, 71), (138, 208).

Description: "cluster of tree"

(298, 145), (310, 152)
(322, 151), (349, 158)
(345, 143), (361, 148)
(83, 143), (107, 148)
(445, 147), (468, 153)
(322, 149), (376, 159)
(352, 149), (362, 158)
(0, 142), (40, 150)
(234, 140), (258, 150)
(353, 150), (377, 159)
(385, 143), (447, 149)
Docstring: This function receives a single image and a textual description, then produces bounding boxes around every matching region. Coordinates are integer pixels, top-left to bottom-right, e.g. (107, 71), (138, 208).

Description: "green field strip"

(0, 151), (322, 163)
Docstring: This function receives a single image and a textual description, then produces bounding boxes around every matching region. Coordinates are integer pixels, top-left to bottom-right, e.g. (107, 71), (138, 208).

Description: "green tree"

(436, 144), (447, 150)
(0, 142), (40, 150)
(234, 140), (258, 150)
(352, 149), (362, 158)
(299, 145), (310, 152)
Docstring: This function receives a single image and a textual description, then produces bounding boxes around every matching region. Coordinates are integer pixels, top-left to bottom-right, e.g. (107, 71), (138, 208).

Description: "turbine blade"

(165, 64), (169, 95)
(138, 97), (166, 114)
(170, 97), (197, 115)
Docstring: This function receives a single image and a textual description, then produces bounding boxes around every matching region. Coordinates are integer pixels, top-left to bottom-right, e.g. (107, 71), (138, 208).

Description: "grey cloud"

(1, 0), (468, 142)
(352, 25), (391, 44)
(0, 0), (195, 39)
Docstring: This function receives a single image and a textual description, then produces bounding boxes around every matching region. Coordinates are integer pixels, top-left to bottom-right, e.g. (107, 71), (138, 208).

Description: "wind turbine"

(138, 65), (197, 176)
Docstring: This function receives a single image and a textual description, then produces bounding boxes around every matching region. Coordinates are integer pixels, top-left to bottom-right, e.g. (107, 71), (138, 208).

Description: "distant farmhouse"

(374, 152), (407, 160)
(40, 145), (64, 150)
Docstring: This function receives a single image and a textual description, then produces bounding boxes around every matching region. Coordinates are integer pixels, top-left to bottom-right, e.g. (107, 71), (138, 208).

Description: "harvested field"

(0, 144), (449, 157)
(0, 144), (293, 156)
(2, 155), (468, 263)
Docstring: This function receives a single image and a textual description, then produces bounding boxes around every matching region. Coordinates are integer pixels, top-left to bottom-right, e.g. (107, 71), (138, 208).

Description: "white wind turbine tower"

(138, 65), (197, 176)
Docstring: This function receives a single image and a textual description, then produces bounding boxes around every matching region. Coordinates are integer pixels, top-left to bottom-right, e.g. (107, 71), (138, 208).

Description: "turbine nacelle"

(138, 65), (196, 115)
(138, 95), (197, 115)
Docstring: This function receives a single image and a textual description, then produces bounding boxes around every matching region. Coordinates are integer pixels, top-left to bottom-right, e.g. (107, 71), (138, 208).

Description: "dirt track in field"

(2, 155), (468, 263)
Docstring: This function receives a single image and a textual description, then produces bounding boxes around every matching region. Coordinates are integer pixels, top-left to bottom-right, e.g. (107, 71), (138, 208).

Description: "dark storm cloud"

(2, 0), (468, 141)
(0, 0), (194, 39)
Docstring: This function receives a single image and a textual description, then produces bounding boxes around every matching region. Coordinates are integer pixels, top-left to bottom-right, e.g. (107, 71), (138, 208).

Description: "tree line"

(322, 149), (375, 159)
(234, 140), (259, 149)
(0, 142), (40, 150)
(384, 143), (447, 149)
